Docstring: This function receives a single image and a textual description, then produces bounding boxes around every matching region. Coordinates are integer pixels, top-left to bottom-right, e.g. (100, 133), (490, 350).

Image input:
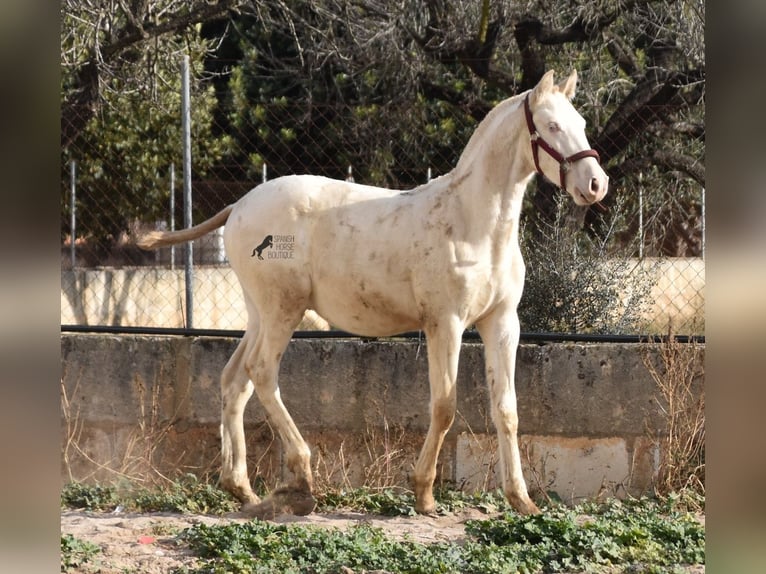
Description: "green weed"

(178, 494), (704, 574)
(61, 534), (101, 572)
(60, 482), (704, 573)
(316, 486), (513, 516)
(466, 497), (704, 572)
(61, 475), (238, 514)
(61, 481), (119, 512)
(130, 474), (239, 514)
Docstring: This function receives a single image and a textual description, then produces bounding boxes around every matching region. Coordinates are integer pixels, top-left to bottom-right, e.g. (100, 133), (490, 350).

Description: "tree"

(202, 3), (487, 189)
(207, 0), (704, 255)
(61, 0), (238, 253)
(61, 0), (243, 148)
(61, 0), (705, 257)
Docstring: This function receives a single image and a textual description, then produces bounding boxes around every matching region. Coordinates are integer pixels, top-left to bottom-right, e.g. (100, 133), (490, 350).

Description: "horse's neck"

(449, 96), (535, 239)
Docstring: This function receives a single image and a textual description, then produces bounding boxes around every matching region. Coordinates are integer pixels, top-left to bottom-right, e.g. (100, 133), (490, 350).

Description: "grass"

(61, 533), (101, 573)
(61, 479), (704, 574)
(642, 333), (705, 500)
(316, 486), (514, 516)
(61, 473), (239, 515)
(176, 493), (704, 574)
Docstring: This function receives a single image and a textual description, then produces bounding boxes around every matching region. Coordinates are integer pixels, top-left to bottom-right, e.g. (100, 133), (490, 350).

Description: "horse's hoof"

(240, 486), (316, 520)
(414, 495), (437, 516)
(508, 494), (541, 515)
(220, 480), (261, 506)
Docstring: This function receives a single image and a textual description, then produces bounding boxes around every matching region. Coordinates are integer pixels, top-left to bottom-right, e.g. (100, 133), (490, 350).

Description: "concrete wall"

(61, 258), (705, 332)
(60, 334), (704, 504)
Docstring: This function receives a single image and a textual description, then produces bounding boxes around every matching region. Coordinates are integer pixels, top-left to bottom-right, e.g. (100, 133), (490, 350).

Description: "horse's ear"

(558, 69), (578, 100)
(530, 70), (555, 106)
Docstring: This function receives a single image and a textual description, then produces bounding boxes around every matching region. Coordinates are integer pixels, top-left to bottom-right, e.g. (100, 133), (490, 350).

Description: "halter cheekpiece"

(523, 94), (600, 192)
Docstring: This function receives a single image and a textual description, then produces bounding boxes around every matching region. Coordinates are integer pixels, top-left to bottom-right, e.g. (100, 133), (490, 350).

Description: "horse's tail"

(137, 205), (234, 250)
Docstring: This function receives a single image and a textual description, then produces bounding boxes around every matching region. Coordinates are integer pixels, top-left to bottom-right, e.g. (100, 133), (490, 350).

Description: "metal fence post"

(70, 160), (76, 269)
(169, 163), (176, 270)
(182, 55), (193, 328)
(701, 187), (705, 260)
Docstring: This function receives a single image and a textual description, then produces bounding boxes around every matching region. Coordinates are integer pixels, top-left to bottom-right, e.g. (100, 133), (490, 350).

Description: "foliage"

(61, 475), (238, 515)
(212, 10), (482, 188)
(317, 487), (418, 516)
(60, 0), (705, 260)
(466, 497), (705, 571)
(61, 74), (230, 247)
(178, 495), (704, 574)
(60, 0), (233, 248)
(61, 481), (119, 512)
(317, 486), (514, 517)
(60, 533), (101, 572)
(520, 194), (657, 334)
(59, 482), (704, 572)
(130, 474), (240, 514)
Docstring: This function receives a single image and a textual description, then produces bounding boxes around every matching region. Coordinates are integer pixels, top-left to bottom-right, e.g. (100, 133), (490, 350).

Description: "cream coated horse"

(139, 70), (608, 518)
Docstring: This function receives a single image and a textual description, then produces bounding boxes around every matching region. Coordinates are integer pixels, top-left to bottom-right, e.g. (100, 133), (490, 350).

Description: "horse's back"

(222, 174), (430, 335)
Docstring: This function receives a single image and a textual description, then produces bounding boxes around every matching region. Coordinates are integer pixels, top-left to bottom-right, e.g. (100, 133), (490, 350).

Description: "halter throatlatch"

(523, 94), (601, 193)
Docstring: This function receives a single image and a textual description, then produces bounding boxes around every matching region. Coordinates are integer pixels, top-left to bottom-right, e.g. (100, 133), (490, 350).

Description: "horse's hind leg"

(220, 328), (260, 505)
(240, 309), (315, 519)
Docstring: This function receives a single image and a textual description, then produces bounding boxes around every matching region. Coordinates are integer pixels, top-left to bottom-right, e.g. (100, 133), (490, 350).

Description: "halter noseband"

(523, 94), (601, 192)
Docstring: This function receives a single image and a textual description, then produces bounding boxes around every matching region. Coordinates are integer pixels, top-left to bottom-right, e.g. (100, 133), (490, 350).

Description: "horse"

(138, 69), (608, 518)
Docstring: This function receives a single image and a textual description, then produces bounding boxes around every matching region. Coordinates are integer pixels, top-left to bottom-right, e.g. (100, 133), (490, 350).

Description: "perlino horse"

(138, 70), (608, 518)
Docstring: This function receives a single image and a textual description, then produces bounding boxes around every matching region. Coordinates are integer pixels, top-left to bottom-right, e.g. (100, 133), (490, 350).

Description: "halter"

(523, 94), (601, 193)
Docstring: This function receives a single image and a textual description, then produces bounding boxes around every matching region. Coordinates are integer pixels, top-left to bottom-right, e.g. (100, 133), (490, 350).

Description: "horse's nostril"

(590, 177), (600, 193)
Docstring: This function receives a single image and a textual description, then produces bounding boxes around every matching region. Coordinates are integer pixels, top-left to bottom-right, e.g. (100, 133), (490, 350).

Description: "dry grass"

(61, 370), (217, 489)
(310, 416), (415, 495)
(642, 332), (705, 499)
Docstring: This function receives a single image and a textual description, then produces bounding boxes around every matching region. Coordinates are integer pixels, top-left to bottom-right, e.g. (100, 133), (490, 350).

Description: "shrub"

(520, 195), (657, 334)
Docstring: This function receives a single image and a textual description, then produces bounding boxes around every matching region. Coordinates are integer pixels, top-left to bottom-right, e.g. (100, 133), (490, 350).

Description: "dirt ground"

(62, 508), (706, 573)
(61, 507), (489, 573)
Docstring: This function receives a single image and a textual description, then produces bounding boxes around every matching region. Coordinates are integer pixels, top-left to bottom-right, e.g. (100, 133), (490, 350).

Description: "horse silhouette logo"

(251, 235), (273, 260)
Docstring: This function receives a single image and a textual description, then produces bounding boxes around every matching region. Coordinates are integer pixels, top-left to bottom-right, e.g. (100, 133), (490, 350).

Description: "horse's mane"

(453, 90), (530, 176)
(402, 90), (530, 196)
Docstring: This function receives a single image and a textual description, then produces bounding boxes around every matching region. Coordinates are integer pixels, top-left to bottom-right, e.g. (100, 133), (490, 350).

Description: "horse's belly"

(312, 280), (421, 337)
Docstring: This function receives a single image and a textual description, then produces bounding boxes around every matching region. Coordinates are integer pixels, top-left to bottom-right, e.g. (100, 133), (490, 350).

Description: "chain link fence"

(60, 59), (705, 336)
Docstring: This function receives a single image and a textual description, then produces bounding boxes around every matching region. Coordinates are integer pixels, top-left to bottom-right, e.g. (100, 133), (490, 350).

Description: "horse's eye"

(548, 122), (560, 133)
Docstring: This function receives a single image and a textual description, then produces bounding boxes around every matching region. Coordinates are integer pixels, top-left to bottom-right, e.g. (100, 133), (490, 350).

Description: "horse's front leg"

(477, 308), (541, 515)
(413, 318), (462, 514)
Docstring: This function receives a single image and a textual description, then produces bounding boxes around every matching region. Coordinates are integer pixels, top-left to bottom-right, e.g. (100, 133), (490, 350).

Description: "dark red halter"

(523, 94), (601, 192)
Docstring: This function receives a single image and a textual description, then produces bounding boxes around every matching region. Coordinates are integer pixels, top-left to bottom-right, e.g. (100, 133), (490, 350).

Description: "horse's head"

(526, 70), (608, 206)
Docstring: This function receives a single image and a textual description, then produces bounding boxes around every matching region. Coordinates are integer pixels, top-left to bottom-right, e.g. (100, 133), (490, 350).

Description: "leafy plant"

(467, 497), (705, 571)
(61, 476), (238, 515)
(316, 486), (515, 517)
(59, 481), (704, 573)
(61, 534), (100, 572)
(177, 495), (703, 573)
(131, 474), (239, 514)
(61, 482), (119, 512)
(520, 194), (658, 334)
(317, 487), (417, 516)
